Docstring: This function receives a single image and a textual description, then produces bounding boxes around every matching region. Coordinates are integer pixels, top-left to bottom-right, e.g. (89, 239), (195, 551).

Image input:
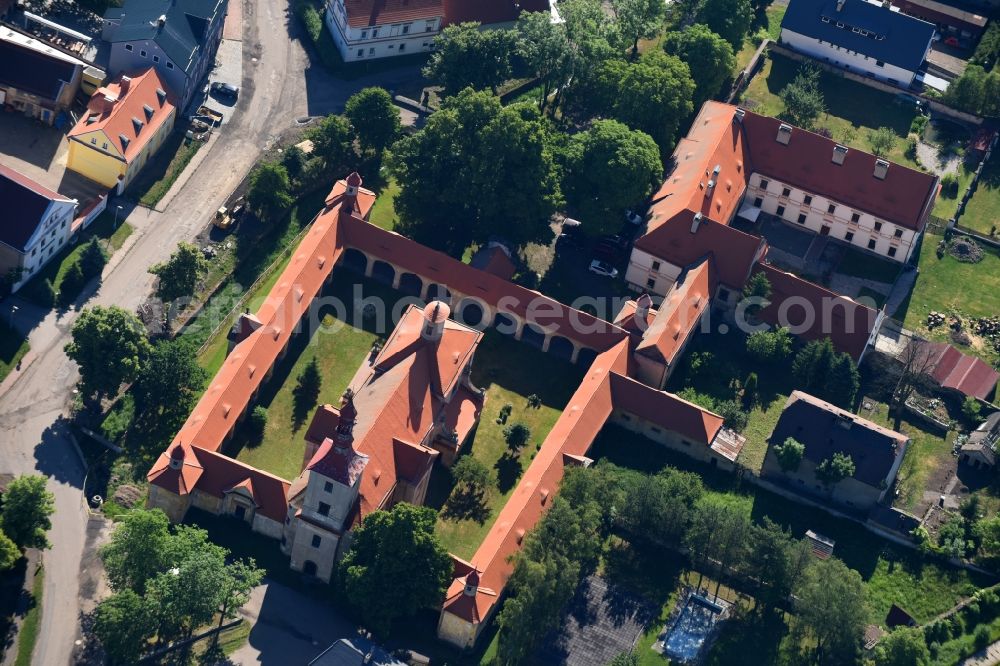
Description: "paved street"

(0, 0), (426, 663)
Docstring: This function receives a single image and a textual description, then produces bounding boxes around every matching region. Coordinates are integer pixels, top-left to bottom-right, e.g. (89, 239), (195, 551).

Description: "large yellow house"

(66, 67), (176, 191)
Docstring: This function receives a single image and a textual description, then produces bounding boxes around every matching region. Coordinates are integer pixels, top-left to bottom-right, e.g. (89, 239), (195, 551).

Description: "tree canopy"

(773, 437), (805, 472)
(345, 87), (401, 155)
(794, 557), (866, 663)
(0, 475), (54, 550)
(816, 452), (856, 487)
(134, 339), (207, 445)
(0, 531), (18, 571)
(308, 114), (356, 173)
(92, 589), (158, 665)
(515, 11), (574, 112)
(611, 0), (665, 54)
(424, 23), (518, 95)
(746, 327), (793, 363)
(149, 242), (208, 304)
(391, 88), (562, 256)
(696, 0), (754, 49)
(791, 338), (860, 408)
(874, 627), (930, 666)
(780, 65), (826, 129)
(65, 305), (151, 400)
(663, 24), (736, 107)
(340, 503), (452, 636)
(247, 162), (294, 221)
(562, 120), (663, 235)
(867, 126), (898, 158)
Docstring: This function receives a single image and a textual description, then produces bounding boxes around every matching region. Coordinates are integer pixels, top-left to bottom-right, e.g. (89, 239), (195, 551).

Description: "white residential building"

(324, 0), (443, 62)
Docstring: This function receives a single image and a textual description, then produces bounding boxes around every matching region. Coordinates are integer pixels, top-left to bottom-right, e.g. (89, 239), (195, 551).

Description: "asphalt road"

(0, 1), (424, 663)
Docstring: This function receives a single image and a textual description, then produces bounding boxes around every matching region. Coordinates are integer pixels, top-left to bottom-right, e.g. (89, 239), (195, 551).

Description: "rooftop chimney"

(776, 123), (792, 145)
(119, 75), (131, 96)
(734, 108), (746, 122)
(635, 293), (652, 324)
(832, 144), (848, 165)
(873, 158), (889, 180)
(836, 0), (845, 11)
(157, 13), (166, 27)
(690, 212), (703, 234)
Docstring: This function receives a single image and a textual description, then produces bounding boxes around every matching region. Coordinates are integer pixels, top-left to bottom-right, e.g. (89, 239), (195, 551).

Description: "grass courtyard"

(959, 153), (1000, 236)
(736, 3), (786, 70)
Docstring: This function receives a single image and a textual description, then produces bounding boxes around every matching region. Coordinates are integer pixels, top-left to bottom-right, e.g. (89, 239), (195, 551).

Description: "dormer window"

(132, 117), (143, 134)
(143, 104), (154, 121)
(119, 134), (130, 150)
(156, 88), (167, 105)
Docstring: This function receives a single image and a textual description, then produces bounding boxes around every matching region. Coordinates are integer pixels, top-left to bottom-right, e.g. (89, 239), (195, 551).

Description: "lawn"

(432, 332), (585, 559)
(18, 211), (134, 307)
(741, 52), (924, 165)
(836, 247), (902, 284)
(736, 4), (787, 70)
(898, 233), (1000, 362)
(0, 320), (29, 385)
(367, 176), (399, 231)
(960, 153), (1000, 236)
(126, 131), (204, 208)
(13, 565), (42, 666)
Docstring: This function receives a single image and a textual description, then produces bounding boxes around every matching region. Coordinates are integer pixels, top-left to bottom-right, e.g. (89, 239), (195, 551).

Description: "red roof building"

(924, 342), (999, 400)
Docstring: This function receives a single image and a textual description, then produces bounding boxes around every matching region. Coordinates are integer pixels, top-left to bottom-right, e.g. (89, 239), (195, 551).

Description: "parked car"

(589, 260), (618, 278)
(563, 217), (583, 227)
(211, 82), (240, 99)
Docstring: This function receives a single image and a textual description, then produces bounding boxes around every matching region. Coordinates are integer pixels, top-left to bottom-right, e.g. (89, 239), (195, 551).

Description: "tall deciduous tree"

(134, 339), (207, 429)
(149, 242), (208, 304)
(773, 437), (805, 472)
(100, 509), (173, 594)
(0, 475), (55, 550)
(780, 65), (826, 129)
(0, 531), (18, 571)
(65, 305), (151, 401)
(247, 162), (294, 221)
(816, 452), (856, 487)
(391, 89), (562, 256)
(663, 24), (736, 106)
(791, 338), (859, 408)
(874, 627), (931, 666)
(340, 504), (452, 636)
(611, 0), (665, 55)
(308, 114), (356, 172)
(92, 589), (158, 665)
(516, 11), (574, 112)
(696, 0), (753, 49)
(745, 518), (811, 609)
(424, 23), (518, 95)
(345, 87), (401, 155)
(794, 557), (866, 663)
(867, 126), (898, 158)
(563, 120), (663, 235)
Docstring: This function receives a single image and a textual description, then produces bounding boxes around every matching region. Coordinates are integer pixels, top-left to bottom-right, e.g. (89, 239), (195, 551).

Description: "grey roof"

(769, 391), (908, 487)
(0, 165), (66, 253)
(105, 0), (224, 76)
(966, 411), (1000, 450)
(781, 0), (935, 72)
(308, 638), (407, 666)
(0, 38), (78, 101)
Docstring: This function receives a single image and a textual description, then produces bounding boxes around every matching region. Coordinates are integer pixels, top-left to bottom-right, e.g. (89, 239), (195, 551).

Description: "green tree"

(975, 516), (1000, 557)
(867, 126), (898, 158)
(0, 475), (55, 550)
(215, 558), (264, 636)
(92, 589), (158, 665)
(100, 509), (173, 594)
(345, 87), (401, 155)
(79, 236), (108, 279)
(515, 11), (574, 111)
(149, 242), (208, 304)
(424, 23), (517, 95)
(248, 405), (268, 443)
(618, 467), (703, 545)
(963, 396), (982, 423)
(391, 89), (562, 256)
(696, 0), (753, 49)
(504, 422), (532, 450)
(794, 558), (866, 663)
(0, 530), (20, 571)
(611, 0), (665, 55)
(816, 452), (856, 487)
(608, 652), (639, 666)
(874, 627), (930, 666)
(148, 547), (230, 641)
(563, 120), (663, 235)
(792, 338), (859, 407)
(746, 519), (811, 609)
(451, 456), (493, 497)
(746, 327), (793, 363)
(340, 504), (452, 636)
(773, 437), (805, 472)
(134, 339), (208, 443)
(308, 114), (355, 172)
(65, 305), (151, 401)
(247, 162), (294, 221)
(57, 260), (86, 308)
(780, 65), (826, 129)
(663, 24), (736, 106)
(281, 143), (306, 179)
(743, 270), (772, 301)
(686, 497), (751, 593)
(292, 357), (323, 426)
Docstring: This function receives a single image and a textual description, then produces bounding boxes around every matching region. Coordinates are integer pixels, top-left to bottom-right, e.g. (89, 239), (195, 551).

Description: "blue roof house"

(780, 0), (936, 86)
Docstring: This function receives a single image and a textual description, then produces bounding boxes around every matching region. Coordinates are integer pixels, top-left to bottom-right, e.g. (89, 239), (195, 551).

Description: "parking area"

(0, 113), (108, 204)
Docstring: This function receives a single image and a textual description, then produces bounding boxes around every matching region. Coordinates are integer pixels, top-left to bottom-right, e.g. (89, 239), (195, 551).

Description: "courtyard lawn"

(736, 4), (787, 70)
(367, 177), (399, 231)
(741, 53), (920, 169)
(433, 332), (586, 559)
(960, 153), (1000, 236)
(127, 131), (204, 208)
(19, 211), (134, 307)
(836, 247), (901, 284)
(898, 233), (1000, 362)
(0, 321), (29, 385)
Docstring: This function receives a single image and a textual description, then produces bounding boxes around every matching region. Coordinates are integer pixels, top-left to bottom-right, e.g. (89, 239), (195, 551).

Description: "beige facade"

(610, 409), (735, 471)
(437, 607), (483, 650)
(624, 247), (684, 299)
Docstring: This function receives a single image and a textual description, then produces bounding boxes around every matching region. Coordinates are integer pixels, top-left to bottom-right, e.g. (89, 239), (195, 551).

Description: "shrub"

(974, 624), (991, 650)
(57, 261), (86, 308)
(941, 173), (960, 199)
(963, 396), (982, 423)
(504, 422), (531, 450)
(714, 400), (749, 432)
(248, 406), (268, 443)
(746, 328), (792, 363)
(910, 114), (929, 137)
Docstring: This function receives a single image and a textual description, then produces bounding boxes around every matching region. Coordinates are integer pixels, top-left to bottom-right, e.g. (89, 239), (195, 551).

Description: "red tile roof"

(68, 68), (176, 163)
(344, 0), (443, 28)
(636, 259), (714, 365)
(147, 443), (203, 495)
(609, 373), (724, 445)
(925, 342), (999, 400)
(740, 109), (938, 232)
(754, 263), (880, 361)
(469, 245), (516, 281)
(442, 0), (549, 25)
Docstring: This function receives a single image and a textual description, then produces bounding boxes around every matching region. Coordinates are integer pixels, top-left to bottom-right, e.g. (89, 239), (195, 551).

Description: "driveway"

(230, 580), (356, 665)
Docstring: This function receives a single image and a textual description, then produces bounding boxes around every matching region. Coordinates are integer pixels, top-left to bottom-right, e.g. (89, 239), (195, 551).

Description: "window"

(140, 49), (147, 57)
(318, 502), (330, 517)
(323, 481), (333, 492)
(166, 61), (174, 69)
(372, 28), (379, 37)
(781, 187), (791, 197)
(651, 260), (661, 271)
(369, 47), (375, 54)
(759, 178), (769, 190)
(361, 30), (368, 39)
(876, 60), (885, 67)
(894, 228), (903, 238)
(851, 212), (860, 223)
(681, 439), (692, 447)
(803, 195), (812, 205)
(845, 231), (854, 242)
(888, 247), (897, 257)
(650, 426), (661, 434)
(311, 535), (322, 548)
(102, 142), (108, 150)
(874, 221), (883, 232)
(827, 204), (836, 214)
(402, 24), (410, 34)
(797, 213), (807, 224)
(425, 20), (435, 32)
(357, 49), (364, 57)
(153, 55), (159, 62)
(125, 44), (133, 51)
(868, 239), (877, 250)
(399, 43), (406, 52)
(90, 137), (97, 145)
(718, 287), (730, 300)
(776, 205), (785, 218)
(753, 197), (763, 208)
(646, 278), (656, 289)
